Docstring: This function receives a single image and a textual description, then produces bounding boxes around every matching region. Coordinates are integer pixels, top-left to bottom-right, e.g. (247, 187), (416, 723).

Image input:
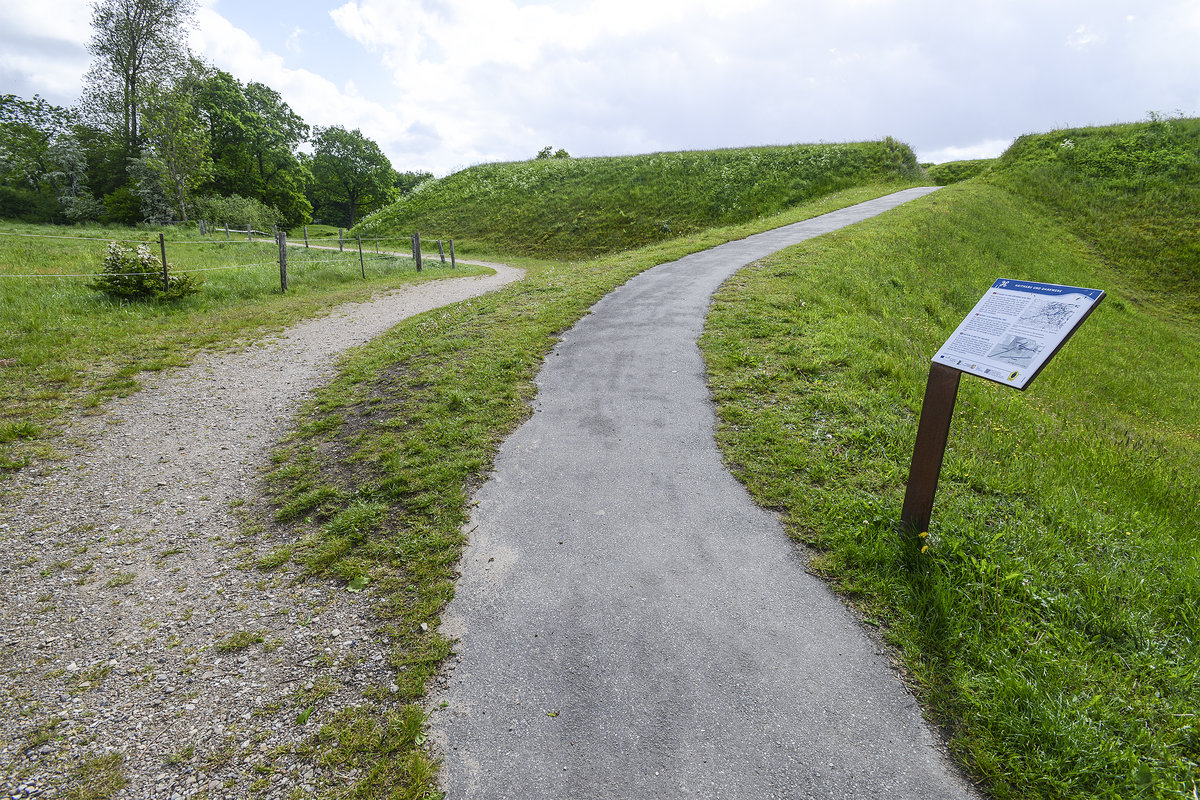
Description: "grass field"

(0, 222), (483, 475)
(358, 139), (925, 257)
(701, 119), (1200, 798)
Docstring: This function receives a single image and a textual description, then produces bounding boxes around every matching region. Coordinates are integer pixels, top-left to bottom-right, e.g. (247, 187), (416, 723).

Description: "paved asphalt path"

(433, 187), (978, 799)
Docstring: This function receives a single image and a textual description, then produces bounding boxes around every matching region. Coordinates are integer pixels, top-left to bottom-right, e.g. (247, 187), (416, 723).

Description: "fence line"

(0, 229), (283, 247)
(2, 228), (455, 285)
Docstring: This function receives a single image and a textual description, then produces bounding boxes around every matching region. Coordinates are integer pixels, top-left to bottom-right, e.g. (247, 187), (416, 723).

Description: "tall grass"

(701, 124), (1200, 798)
(359, 139), (925, 257)
(986, 114), (1200, 313)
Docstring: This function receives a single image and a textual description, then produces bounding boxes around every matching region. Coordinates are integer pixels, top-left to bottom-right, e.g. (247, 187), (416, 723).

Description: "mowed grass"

(252, 183), (921, 797)
(0, 221), (483, 475)
(701, 178), (1200, 794)
(359, 139), (925, 257)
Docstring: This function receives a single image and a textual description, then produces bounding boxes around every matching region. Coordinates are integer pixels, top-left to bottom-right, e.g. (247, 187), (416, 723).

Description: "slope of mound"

(703, 119), (1200, 798)
(986, 114), (1200, 311)
(926, 158), (995, 185)
(359, 139), (925, 257)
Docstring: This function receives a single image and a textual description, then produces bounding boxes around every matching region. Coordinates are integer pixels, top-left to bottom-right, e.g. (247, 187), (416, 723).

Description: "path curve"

(433, 188), (980, 799)
(0, 264), (522, 798)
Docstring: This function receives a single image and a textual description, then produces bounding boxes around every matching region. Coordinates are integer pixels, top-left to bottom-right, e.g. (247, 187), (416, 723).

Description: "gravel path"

(0, 264), (522, 800)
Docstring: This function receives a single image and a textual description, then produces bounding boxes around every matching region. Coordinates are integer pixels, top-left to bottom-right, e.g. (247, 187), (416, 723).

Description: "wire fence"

(0, 227), (457, 289)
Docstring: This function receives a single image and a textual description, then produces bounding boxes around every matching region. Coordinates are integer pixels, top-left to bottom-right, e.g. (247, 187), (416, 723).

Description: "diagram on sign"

(1018, 300), (1082, 332)
(932, 279), (1104, 390)
(987, 335), (1042, 368)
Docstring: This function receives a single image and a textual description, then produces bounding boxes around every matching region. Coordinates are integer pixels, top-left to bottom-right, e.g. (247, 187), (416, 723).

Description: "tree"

(1, 95), (71, 186)
(536, 146), (570, 160)
(309, 126), (395, 228)
(191, 67), (312, 226)
(140, 81), (212, 223)
(243, 82), (311, 226)
(0, 94), (99, 222)
(394, 169), (433, 195)
(84, 0), (197, 157)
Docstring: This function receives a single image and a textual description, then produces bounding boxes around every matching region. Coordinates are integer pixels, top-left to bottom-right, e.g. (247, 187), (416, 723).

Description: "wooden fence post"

(158, 232), (169, 292)
(246, 224), (252, 241)
(437, 240), (445, 263)
(338, 229), (344, 252)
(224, 222), (230, 240)
(414, 232), (422, 272)
(357, 234), (365, 278)
(449, 239), (456, 269)
(375, 235), (379, 254)
(278, 231), (288, 292)
(199, 219), (206, 236)
(303, 225), (309, 248)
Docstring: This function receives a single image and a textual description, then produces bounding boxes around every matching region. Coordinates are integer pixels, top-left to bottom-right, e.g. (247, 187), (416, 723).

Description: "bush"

(192, 193), (283, 234)
(0, 186), (60, 222)
(102, 188), (141, 225)
(88, 241), (199, 301)
(61, 192), (105, 223)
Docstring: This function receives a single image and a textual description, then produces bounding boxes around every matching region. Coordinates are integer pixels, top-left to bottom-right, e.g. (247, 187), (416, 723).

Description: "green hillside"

(702, 117), (1200, 797)
(986, 114), (1200, 311)
(358, 139), (925, 257)
(926, 158), (995, 185)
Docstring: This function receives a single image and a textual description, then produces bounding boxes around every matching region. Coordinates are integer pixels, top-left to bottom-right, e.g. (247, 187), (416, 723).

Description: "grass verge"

(253, 182), (925, 797)
(701, 181), (1200, 798)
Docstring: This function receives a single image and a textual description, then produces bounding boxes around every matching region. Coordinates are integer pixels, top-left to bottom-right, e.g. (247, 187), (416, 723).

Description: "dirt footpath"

(0, 264), (522, 800)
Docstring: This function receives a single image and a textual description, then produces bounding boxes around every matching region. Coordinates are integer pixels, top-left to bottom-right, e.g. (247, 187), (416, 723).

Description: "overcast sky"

(3, 0), (1198, 175)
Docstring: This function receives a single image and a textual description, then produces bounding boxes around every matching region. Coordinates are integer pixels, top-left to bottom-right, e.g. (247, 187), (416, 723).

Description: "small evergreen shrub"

(88, 241), (199, 301)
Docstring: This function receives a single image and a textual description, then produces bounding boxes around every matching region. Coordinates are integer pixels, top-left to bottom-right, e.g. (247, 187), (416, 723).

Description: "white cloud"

(1066, 23), (1101, 50)
(285, 26), (304, 55)
(0, 0), (92, 102)
(0, 0), (92, 45)
(918, 139), (1013, 165)
(190, 9), (404, 135)
(3, 0), (1197, 178)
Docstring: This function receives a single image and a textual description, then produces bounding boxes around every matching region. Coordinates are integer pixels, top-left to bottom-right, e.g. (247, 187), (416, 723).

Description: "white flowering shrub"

(88, 241), (199, 301)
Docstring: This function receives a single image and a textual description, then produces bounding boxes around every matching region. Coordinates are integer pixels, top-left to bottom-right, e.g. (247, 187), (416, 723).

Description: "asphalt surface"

(434, 187), (979, 799)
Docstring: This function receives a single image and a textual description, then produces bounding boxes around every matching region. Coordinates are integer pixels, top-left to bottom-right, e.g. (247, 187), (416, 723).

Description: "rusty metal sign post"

(901, 279), (1105, 533)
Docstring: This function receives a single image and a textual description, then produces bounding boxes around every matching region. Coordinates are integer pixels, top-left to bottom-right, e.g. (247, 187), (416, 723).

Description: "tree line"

(0, 0), (429, 230)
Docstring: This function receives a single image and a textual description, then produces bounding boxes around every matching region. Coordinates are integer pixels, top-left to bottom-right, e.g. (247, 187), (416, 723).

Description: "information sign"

(932, 279), (1105, 390)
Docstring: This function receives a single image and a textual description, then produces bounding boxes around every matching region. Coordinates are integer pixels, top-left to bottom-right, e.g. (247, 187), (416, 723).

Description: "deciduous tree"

(309, 125), (395, 228)
(83, 0), (197, 157)
(140, 82), (212, 223)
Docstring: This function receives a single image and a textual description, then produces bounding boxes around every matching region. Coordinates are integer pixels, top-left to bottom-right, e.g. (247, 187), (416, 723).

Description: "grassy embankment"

(926, 158), (996, 185)
(0, 223), (479, 475)
(250, 140), (927, 796)
(701, 116), (1200, 798)
(358, 139), (923, 257)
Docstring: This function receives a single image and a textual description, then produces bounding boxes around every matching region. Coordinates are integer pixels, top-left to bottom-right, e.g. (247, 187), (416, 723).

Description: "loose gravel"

(0, 264), (522, 800)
